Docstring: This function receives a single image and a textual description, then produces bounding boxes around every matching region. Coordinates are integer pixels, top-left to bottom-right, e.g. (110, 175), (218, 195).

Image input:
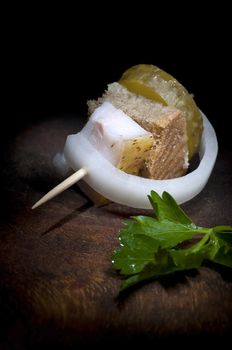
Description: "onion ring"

(63, 113), (218, 209)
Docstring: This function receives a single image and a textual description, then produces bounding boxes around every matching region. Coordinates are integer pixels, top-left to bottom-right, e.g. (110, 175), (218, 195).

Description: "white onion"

(63, 113), (218, 209)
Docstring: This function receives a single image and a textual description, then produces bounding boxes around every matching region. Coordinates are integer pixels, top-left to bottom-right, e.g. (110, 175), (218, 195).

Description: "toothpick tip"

(31, 200), (43, 210)
(31, 168), (87, 210)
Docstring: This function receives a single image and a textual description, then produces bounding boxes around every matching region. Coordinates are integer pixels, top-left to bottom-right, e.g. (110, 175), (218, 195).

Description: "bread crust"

(88, 83), (188, 179)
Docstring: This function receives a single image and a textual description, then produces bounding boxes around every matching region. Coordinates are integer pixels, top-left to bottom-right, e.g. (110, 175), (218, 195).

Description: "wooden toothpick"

(32, 168), (87, 209)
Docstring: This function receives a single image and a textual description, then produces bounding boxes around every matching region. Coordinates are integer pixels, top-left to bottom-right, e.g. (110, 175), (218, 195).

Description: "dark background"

(6, 52), (231, 151)
(4, 2), (231, 153)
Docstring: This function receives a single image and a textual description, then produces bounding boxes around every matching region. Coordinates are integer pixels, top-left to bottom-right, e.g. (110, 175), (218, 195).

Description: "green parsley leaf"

(212, 236), (232, 268)
(113, 234), (159, 275)
(213, 226), (232, 244)
(149, 191), (193, 225)
(112, 191), (232, 293)
(131, 216), (203, 248)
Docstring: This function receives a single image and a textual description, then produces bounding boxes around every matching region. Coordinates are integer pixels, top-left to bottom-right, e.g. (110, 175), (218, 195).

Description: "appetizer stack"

(33, 65), (217, 209)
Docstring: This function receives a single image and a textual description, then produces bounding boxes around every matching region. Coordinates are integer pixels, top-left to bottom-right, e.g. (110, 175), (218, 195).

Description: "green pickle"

(119, 64), (203, 159)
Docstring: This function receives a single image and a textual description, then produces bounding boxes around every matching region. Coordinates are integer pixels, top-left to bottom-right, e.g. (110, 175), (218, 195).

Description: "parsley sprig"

(112, 191), (232, 292)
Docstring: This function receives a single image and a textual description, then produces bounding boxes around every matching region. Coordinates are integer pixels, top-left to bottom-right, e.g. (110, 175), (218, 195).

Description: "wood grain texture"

(0, 115), (232, 348)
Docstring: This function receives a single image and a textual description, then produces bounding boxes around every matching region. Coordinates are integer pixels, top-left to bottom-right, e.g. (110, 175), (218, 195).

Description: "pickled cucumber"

(119, 64), (203, 159)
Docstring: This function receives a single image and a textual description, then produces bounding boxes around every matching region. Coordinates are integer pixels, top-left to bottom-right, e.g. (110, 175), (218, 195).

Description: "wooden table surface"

(0, 115), (232, 349)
